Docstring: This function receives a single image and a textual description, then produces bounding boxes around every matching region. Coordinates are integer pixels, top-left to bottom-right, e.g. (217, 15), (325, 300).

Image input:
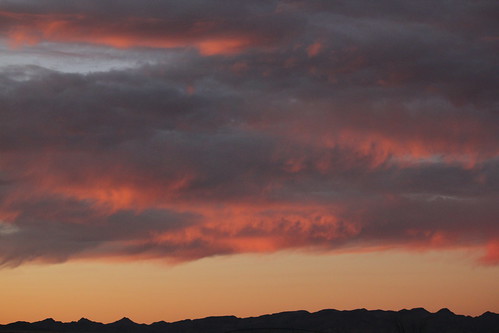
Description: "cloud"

(0, 0), (300, 54)
(0, 0), (497, 266)
(0, 193), (199, 266)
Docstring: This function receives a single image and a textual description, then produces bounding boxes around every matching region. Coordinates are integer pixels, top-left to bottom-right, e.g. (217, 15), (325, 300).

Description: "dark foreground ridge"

(1, 308), (498, 333)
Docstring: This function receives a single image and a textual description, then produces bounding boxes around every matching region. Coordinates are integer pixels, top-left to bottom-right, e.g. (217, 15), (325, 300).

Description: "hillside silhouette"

(1, 308), (497, 333)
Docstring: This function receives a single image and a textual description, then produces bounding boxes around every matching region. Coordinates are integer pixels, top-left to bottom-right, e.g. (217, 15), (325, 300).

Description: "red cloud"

(1, 11), (277, 55)
(480, 240), (499, 265)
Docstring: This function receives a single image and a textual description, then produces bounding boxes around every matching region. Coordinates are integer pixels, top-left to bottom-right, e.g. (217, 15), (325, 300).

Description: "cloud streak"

(0, 0), (498, 266)
(1, 1), (298, 54)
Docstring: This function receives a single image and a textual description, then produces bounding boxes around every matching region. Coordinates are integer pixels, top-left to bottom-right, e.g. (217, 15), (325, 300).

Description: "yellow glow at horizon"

(1, 250), (498, 324)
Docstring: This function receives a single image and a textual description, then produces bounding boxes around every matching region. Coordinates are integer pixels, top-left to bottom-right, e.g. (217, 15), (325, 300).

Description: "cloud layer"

(0, 0), (498, 266)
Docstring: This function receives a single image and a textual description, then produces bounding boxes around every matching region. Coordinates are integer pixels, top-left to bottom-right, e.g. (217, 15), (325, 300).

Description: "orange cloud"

(0, 11), (273, 55)
(306, 42), (322, 57)
(480, 240), (499, 265)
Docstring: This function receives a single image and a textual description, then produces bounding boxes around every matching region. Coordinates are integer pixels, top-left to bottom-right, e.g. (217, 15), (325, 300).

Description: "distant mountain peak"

(480, 311), (498, 318)
(36, 318), (57, 324)
(436, 308), (455, 315)
(112, 317), (137, 325)
(77, 317), (93, 324)
(412, 307), (429, 311)
(34, 318), (60, 325)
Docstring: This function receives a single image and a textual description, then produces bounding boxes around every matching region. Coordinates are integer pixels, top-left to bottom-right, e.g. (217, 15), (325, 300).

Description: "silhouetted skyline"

(1, 308), (498, 333)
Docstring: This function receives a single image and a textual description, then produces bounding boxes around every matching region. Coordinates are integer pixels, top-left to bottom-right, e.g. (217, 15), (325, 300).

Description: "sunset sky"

(0, 0), (498, 324)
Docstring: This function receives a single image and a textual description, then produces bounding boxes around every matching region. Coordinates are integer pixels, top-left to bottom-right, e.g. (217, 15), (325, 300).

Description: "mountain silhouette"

(110, 317), (137, 326)
(1, 308), (497, 333)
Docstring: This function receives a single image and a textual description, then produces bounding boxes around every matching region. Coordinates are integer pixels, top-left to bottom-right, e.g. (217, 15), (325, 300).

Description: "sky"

(0, 0), (498, 324)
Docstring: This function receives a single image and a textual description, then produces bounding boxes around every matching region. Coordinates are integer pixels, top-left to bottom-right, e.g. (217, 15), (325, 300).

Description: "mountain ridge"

(1, 308), (497, 333)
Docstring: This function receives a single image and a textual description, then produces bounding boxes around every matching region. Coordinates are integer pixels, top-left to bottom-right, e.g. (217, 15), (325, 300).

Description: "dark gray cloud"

(0, 0), (498, 266)
(0, 194), (199, 266)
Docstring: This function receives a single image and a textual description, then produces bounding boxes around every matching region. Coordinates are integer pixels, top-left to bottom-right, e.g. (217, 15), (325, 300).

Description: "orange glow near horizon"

(1, 250), (497, 324)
